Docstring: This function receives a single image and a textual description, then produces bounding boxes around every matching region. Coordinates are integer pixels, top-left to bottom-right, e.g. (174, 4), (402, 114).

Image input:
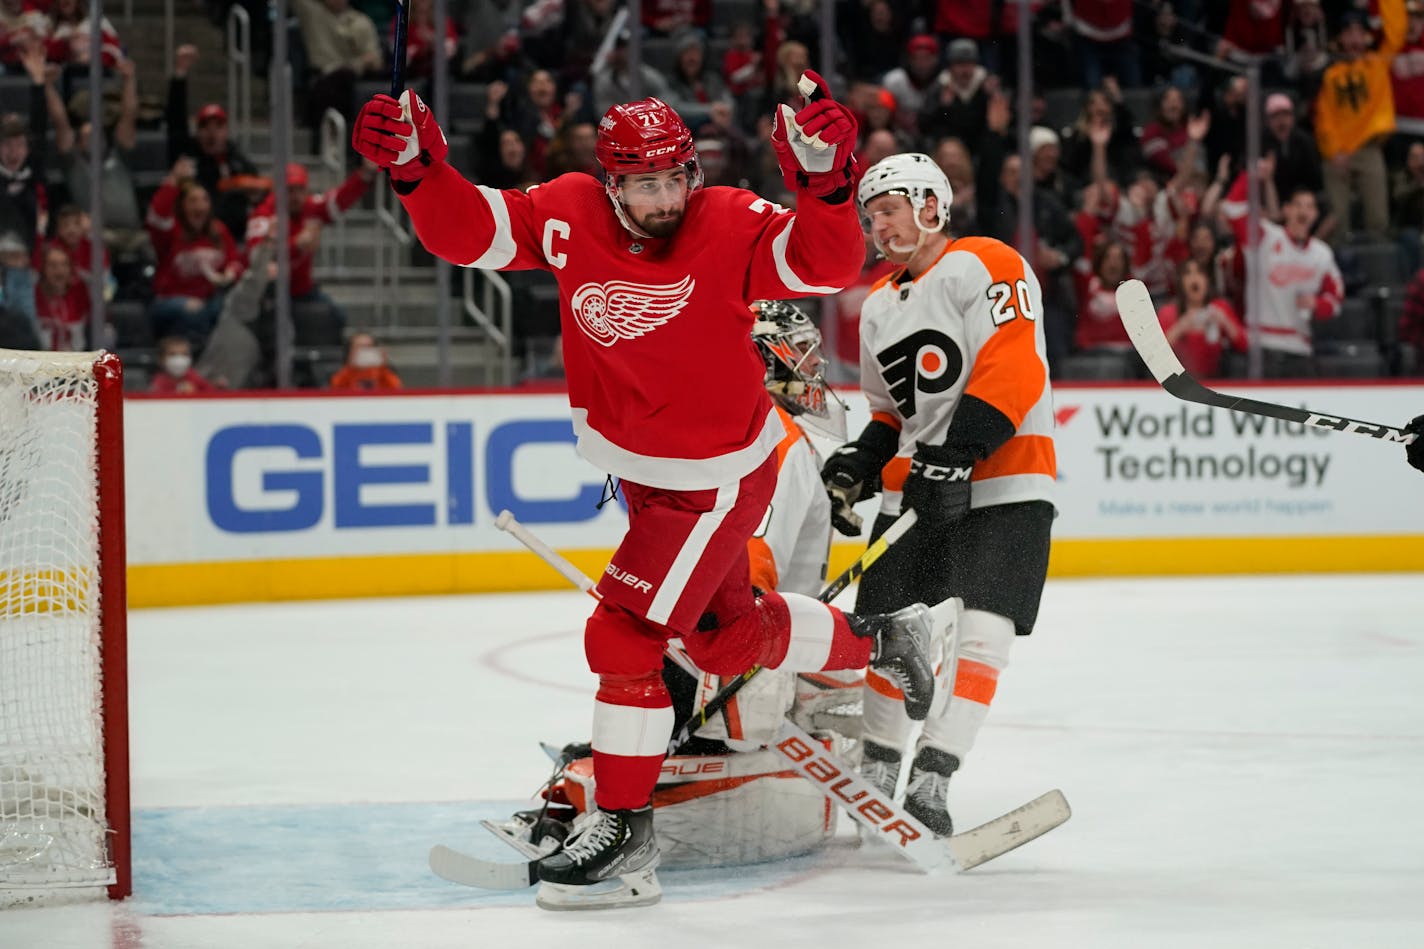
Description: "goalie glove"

(901, 442), (975, 527)
(352, 90), (448, 184)
(771, 70), (860, 203)
(1407, 414), (1424, 473)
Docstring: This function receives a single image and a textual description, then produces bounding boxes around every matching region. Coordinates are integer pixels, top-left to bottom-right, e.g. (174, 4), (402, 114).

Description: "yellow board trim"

(127, 536), (1424, 608)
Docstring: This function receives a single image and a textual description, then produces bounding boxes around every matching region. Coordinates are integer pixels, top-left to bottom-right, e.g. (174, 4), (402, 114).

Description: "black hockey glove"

(820, 419), (899, 537)
(901, 442), (975, 527)
(1407, 414), (1424, 473)
(821, 443), (882, 536)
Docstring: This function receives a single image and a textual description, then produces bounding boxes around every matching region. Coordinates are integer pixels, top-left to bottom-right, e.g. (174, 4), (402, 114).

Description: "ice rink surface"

(4, 574), (1424, 949)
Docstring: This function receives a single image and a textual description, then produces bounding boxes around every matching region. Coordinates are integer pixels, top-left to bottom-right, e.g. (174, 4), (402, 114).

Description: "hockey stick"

(771, 720), (1071, 872)
(493, 509), (700, 678)
(665, 507), (918, 755)
(1115, 279), (1417, 445)
(389, 0), (409, 97)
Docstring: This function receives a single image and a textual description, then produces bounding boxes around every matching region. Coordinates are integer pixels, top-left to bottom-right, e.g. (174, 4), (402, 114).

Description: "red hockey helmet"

(595, 97), (699, 179)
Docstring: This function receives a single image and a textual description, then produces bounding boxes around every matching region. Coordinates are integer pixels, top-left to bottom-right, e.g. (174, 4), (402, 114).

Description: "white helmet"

(857, 153), (954, 233)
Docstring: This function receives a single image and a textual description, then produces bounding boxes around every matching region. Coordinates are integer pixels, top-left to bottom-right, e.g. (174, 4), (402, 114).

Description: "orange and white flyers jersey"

(859, 236), (1057, 514)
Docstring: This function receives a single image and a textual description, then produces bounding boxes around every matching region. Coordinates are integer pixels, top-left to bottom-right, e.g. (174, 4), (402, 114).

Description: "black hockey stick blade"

(1115, 279), (1416, 445)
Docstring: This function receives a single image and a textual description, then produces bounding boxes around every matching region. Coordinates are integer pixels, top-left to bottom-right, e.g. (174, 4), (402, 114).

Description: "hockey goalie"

(487, 302), (868, 874)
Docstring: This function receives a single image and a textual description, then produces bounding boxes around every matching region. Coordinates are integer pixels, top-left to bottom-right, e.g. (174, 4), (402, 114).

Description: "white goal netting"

(0, 350), (115, 892)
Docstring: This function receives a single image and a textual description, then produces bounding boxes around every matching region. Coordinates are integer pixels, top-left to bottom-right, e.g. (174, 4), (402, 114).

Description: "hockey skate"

(853, 599), (958, 720)
(904, 745), (960, 837)
(535, 805), (661, 911)
(859, 739), (902, 799)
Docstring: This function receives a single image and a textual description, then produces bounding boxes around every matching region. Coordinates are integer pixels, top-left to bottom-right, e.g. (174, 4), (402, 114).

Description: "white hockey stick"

(495, 509), (701, 678)
(1115, 279), (1417, 444)
(771, 721), (1070, 872)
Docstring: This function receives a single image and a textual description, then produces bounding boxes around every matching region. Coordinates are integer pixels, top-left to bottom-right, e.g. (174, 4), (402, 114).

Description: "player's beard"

(633, 208), (684, 239)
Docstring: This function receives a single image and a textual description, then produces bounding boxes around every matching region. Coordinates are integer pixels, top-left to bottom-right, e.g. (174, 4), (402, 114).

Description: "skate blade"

(535, 867), (662, 911)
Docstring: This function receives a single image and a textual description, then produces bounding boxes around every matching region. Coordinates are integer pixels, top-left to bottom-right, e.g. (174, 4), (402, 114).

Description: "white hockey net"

(0, 350), (120, 895)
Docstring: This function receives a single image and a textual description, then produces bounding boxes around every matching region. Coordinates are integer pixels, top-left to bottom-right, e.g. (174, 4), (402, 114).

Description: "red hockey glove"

(771, 70), (860, 203)
(352, 91), (448, 183)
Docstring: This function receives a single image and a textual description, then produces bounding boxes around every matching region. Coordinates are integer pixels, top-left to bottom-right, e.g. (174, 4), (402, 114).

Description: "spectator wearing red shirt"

(245, 161), (373, 310)
(1399, 259), (1424, 356)
(640, 0), (710, 36)
(39, 203), (108, 291)
(33, 242), (88, 350)
(1140, 86), (1195, 182)
(329, 332), (402, 390)
(1075, 240), (1134, 352)
(45, 0), (122, 67)
(1065, 0), (1138, 88)
(1219, 0), (1287, 63)
(1158, 258), (1247, 378)
(1392, 0), (1424, 143)
(145, 158), (243, 348)
(149, 335), (216, 394)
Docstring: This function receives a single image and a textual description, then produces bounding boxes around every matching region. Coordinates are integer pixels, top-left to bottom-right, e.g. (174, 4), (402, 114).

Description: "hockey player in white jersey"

(823, 153), (1057, 836)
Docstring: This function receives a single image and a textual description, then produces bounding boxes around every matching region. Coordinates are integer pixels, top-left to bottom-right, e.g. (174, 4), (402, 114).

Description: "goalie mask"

(857, 153), (953, 260)
(596, 98), (703, 238)
(750, 300), (830, 419)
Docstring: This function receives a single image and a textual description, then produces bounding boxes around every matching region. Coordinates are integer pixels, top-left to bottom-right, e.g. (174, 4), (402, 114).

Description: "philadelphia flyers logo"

(875, 329), (962, 418)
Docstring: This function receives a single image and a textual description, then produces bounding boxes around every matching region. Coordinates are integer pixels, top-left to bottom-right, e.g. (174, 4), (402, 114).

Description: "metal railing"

(462, 267), (514, 386)
(318, 108), (349, 279)
(226, 6), (252, 154)
(371, 181), (413, 328)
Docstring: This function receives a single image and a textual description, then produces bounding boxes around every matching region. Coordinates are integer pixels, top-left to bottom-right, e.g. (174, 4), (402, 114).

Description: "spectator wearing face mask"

(329, 331), (401, 390)
(149, 335), (216, 393)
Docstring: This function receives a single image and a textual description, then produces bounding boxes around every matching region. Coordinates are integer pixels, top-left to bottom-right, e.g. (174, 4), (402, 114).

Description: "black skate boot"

(535, 805), (661, 910)
(904, 745), (960, 837)
(860, 739), (903, 798)
(850, 599), (957, 720)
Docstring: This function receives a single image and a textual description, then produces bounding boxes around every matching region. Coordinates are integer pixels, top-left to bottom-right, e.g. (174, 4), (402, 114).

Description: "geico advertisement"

(124, 394), (632, 566)
(124, 383), (1424, 566)
(1048, 383), (1424, 538)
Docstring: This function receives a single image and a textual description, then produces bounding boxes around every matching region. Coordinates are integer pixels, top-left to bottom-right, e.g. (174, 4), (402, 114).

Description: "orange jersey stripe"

(880, 433), (1054, 490)
(946, 237), (1047, 428)
(865, 666), (903, 699)
(747, 535), (779, 592)
(953, 659), (1000, 705)
(870, 410), (903, 431)
(974, 433), (1057, 481)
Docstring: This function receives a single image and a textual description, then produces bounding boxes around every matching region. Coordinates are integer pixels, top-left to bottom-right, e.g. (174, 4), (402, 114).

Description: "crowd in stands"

(2, 0), (1424, 389)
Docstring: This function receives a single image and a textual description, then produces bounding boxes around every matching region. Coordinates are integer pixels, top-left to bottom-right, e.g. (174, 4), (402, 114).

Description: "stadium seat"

(292, 299), (344, 348)
(1057, 350), (1137, 381)
(1316, 298), (1377, 347)
(1347, 241), (1404, 289)
(1042, 89), (1084, 135)
(107, 299), (153, 348)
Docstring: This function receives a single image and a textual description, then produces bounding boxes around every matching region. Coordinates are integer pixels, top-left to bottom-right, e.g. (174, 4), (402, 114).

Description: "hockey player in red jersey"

(824, 153), (1056, 838)
(351, 81), (955, 909)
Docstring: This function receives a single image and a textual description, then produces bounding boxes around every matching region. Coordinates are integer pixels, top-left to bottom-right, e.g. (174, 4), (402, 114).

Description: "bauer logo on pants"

(605, 563), (653, 594)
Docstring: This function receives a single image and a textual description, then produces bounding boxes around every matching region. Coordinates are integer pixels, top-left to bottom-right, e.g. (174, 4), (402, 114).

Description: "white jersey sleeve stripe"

(772, 218), (843, 294)
(591, 700), (675, 757)
(462, 186), (518, 269)
(646, 481), (740, 625)
(778, 592), (835, 670)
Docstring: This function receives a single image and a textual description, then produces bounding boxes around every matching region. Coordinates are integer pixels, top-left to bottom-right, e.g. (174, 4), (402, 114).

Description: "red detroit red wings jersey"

(399, 166), (863, 489)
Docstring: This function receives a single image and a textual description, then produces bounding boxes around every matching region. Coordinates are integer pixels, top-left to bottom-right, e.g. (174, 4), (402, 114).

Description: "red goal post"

(0, 349), (129, 901)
